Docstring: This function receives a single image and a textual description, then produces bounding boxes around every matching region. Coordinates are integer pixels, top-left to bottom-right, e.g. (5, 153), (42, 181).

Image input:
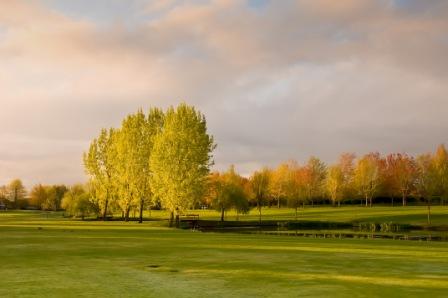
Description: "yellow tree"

(268, 163), (290, 208)
(114, 109), (164, 223)
(414, 154), (438, 224)
(209, 165), (249, 221)
(8, 179), (26, 209)
(433, 144), (448, 205)
(84, 128), (117, 220)
(29, 184), (47, 209)
(250, 167), (271, 223)
(354, 153), (382, 207)
(150, 104), (215, 226)
(326, 165), (344, 207)
(303, 157), (327, 206)
(285, 161), (307, 220)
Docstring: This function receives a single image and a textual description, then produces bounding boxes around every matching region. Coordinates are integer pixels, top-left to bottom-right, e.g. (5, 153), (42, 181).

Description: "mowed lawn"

(0, 210), (448, 298)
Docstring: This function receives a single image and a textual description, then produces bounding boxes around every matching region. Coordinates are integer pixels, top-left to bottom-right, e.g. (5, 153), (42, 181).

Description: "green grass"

(140, 205), (448, 226)
(0, 209), (447, 297)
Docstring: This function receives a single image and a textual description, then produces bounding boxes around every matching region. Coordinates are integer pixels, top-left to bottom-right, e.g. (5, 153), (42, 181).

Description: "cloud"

(0, 0), (447, 186)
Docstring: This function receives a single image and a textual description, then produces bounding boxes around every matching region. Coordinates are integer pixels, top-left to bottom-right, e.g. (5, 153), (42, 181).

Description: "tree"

(325, 153), (355, 207)
(284, 161), (307, 219)
(339, 153), (356, 202)
(354, 153), (382, 207)
(303, 157), (326, 206)
(414, 154), (438, 224)
(61, 184), (96, 219)
(433, 144), (448, 205)
(149, 104), (215, 226)
(114, 109), (164, 222)
(42, 185), (67, 211)
(209, 166), (249, 221)
(29, 184), (47, 209)
(268, 163), (290, 208)
(384, 153), (417, 206)
(8, 179), (26, 209)
(84, 128), (117, 220)
(326, 165), (344, 207)
(250, 167), (270, 223)
(0, 185), (8, 207)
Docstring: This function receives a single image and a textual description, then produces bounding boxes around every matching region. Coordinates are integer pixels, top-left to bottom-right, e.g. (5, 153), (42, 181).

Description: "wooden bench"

(178, 214), (200, 229)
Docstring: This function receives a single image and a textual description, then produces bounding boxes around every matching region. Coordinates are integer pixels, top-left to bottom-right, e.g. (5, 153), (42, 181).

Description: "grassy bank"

(137, 206), (448, 226)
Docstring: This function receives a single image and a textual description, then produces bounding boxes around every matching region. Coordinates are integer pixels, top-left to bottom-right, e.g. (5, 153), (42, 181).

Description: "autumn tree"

(433, 144), (448, 205)
(285, 161), (307, 219)
(339, 153), (356, 200)
(29, 184), (47, 209)
(268, 163), (290, 208)
(41, 185), (67, 211)
(414, 154), (438, 224)
(0, 185), (8, 207)
(8, 179), (26, 209)
(250, 167), (270, 223)
(384, 153), (417, 206)
(150, 104), (215, 226)
(209, 166), (248, 221)
(326, 165), (344, 206)
(303, 157), (326, 206)
(354, 153), (382, 207)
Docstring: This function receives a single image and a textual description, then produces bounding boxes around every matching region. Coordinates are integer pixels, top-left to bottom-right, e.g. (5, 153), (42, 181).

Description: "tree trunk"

(220, 207), (225, 222)
(369, 198), (372, 208)
(139, 198), (144, 224)
(391, 197), (394, 207)
(427, 199), (431, 225)
(175, 214), (180, 228)
(365, 195), (368, 207)
(125, 207), (130, 222)
(258, 205), (262, 224)
(295, 207), (298, 221)
(169, 211), (174, 227)
(103, 198), (109, 221)
(14, 190), (18, 210)
(338, 201), (340, 207)
(402, 193), (406, 206)
(277, 197), (281, 209)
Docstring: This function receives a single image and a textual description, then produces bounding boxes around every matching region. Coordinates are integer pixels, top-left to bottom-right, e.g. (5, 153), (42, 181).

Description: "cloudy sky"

(1, 0), (447, 187)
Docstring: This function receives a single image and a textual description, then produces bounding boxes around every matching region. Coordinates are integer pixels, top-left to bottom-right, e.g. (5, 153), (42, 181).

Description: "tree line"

(206, 146), (448, 224)
(1, 104), (446, 225)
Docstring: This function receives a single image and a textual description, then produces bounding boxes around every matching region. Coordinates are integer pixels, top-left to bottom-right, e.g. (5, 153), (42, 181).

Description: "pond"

(194, 221), (448, 242)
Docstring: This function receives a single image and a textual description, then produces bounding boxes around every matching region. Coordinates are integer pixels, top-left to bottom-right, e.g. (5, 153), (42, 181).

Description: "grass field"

(0, 208), (447, 297)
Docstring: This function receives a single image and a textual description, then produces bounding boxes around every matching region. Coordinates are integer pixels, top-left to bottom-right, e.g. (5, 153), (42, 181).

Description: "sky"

(1, 0), (448, 187)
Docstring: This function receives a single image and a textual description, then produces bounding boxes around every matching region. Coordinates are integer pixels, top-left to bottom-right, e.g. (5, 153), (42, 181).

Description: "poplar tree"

(149, 104), (215, 225)
(83, 128), (116, 220)
(114, 109), (164, 223)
